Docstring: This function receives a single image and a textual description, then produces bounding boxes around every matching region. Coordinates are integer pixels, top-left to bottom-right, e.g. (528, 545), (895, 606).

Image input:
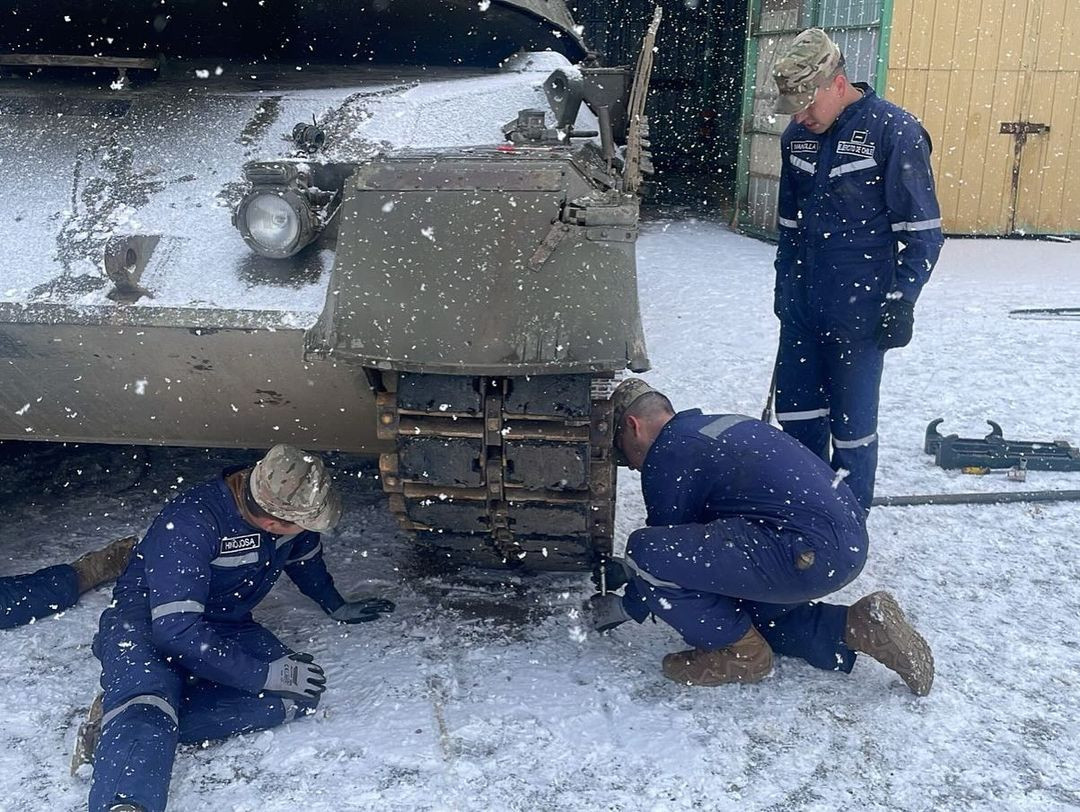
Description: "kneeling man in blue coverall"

(81, 444), (395, 812)
(590, 380), (933, 695)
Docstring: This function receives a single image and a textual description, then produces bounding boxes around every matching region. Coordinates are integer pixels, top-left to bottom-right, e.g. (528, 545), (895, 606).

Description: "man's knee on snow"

(101, 695), (180, 741)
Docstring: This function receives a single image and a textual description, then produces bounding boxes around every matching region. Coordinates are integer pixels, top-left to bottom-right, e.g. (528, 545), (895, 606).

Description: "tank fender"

(305, 156), (650, 375)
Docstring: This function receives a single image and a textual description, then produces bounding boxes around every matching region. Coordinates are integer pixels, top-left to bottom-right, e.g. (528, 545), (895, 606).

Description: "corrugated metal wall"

(889, 0), (1080, 235)
(571, 0), (746, 204)
(736, 0), (883, 237)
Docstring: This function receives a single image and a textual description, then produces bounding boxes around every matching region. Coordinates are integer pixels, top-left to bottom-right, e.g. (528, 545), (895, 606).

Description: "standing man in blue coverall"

(1, 535), (134, 629)
(81, 444), (395, 812)
(771, 28), (944, 511)
(589, 379), (933, 694)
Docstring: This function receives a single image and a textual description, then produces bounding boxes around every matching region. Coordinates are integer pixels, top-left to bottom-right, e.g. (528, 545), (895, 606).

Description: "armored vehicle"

(0, 1), (658, 570)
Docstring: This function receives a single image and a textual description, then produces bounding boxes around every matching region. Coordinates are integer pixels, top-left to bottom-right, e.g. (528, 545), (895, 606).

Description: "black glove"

(587, 592), (631, 632)
(876, 298), (915, 349)
(330, 596), (396, 624)
(590, 558), (630, 593)
(263, 652), (326, 702)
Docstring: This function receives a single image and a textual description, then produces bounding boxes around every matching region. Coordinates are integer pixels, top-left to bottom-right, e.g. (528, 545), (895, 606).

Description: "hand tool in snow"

(761, 345), (780, 425)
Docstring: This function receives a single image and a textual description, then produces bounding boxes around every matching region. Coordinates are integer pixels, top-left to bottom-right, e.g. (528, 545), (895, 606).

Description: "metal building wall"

(736, 0), (885, 238)
(888, 0), (1080, 235)
(571, 1), (747, 204)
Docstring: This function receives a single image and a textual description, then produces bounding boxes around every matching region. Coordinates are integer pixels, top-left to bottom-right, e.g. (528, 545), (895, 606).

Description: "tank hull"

(0, 0), (660, 570)
(0, 304), (383, 452)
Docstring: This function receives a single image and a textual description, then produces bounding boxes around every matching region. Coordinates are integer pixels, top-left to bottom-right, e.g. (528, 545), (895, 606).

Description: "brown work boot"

(662, 625), (774, 686)
(845, 591), (934, 696)
(71, 535), (137, 593)
(70, 692), (103, 775)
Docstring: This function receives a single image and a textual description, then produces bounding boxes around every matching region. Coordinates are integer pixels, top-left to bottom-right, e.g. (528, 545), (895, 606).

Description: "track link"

(376, 372), (616, 570)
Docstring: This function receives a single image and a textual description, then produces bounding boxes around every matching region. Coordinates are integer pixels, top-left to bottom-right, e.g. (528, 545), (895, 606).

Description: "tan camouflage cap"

(610, 378), (660, 466)
(250, 444), (342, 532)
(772, 28), (843, 114)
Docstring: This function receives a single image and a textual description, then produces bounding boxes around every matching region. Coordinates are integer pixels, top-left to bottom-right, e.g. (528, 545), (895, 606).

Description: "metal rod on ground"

(1008, 307), (1080, 321)
(873, 490), (1080, 507)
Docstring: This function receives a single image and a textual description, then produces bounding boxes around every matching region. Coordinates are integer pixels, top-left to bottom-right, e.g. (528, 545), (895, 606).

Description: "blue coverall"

(621, 410), (869, 672)
(774, 83), (944, 511)
(0, 565), (80, 629)
(90, 466), (349, 812)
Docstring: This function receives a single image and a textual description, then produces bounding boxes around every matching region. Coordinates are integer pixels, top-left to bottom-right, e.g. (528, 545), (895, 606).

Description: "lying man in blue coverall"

(590, 379), (933, 694)
(771, 28), (945, 512)
(78, 444), (395, 812)
(1, 536), (134, 630)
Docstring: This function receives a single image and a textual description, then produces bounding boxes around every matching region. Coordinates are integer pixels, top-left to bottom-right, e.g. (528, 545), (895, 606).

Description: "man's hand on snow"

(588, 592), (631, 633)
(263, 652), (326, 702)
(330, 596), (396, 624)
(876, 298), (915, 349)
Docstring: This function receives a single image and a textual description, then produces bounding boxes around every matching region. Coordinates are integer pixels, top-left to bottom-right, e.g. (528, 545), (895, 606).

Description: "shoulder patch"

(219, 533), (261, 555)
(698, 414), (753, 440)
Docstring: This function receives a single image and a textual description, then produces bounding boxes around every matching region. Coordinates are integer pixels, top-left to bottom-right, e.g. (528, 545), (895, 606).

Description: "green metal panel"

(735, 0), (764, 238)
(875, 0), (894, 95)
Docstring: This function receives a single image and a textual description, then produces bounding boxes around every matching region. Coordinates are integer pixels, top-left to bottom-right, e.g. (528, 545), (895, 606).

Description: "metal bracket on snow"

(924, 418), (1080, 472)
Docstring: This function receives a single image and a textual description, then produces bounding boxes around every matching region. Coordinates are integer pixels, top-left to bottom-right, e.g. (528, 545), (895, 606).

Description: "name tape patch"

(837, 141), (876, 158)
(791, 140), (819, 153)
(220, 533), (261, 555)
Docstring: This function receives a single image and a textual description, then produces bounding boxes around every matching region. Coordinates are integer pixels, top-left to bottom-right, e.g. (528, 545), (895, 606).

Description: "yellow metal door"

(888, 0), (1080, 235)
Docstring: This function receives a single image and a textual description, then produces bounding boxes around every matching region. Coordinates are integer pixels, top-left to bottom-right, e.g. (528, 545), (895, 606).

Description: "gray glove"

(588, 592), (631, 633)
(330, 596), (396, 624)
(263, 652), (326, 702)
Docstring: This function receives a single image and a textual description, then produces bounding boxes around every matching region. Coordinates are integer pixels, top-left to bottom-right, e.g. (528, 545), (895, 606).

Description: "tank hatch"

(2, 0), (586, 67)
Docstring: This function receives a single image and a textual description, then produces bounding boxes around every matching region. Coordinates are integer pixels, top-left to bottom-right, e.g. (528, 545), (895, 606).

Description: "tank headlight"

(236, 190), (315, 258)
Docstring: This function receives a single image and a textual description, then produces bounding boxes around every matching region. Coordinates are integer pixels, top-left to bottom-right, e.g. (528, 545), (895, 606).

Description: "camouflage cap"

(610, 378), (660, 466)
(250, 444), (342, 532)
(772, 28), (842, 114)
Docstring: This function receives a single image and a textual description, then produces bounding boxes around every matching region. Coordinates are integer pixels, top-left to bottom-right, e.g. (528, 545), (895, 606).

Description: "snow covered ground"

(1, 219), (1079, 811)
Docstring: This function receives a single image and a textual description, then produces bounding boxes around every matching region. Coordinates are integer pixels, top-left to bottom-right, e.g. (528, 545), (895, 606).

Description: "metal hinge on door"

(1000, 120), (1050, 234)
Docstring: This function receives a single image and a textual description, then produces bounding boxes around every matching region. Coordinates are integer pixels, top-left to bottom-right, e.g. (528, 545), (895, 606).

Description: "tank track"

(375, 372), (616, 570)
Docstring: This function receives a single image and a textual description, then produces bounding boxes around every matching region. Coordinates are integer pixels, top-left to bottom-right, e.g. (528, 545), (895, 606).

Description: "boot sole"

(850, 591), (934, 696)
